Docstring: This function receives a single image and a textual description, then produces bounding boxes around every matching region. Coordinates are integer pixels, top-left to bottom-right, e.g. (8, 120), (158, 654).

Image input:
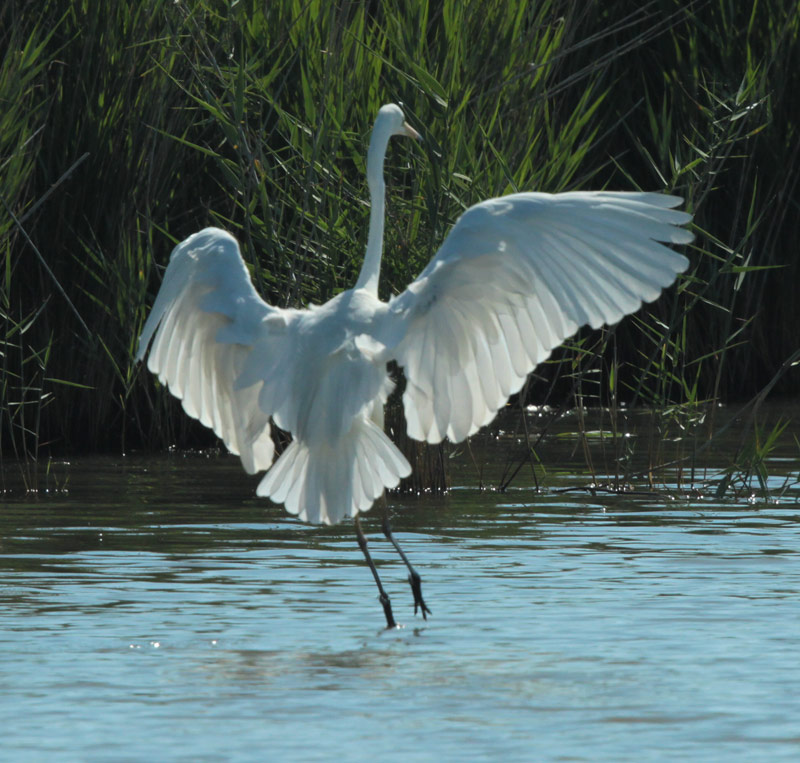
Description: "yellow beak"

(402, 121), (421, 141)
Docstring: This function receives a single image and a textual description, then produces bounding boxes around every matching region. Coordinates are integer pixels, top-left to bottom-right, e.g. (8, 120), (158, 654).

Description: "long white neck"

(354, 126), (390, 295)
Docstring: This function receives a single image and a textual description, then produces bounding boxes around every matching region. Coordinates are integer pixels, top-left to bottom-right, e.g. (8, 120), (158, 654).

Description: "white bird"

(137, 103), (692, 627)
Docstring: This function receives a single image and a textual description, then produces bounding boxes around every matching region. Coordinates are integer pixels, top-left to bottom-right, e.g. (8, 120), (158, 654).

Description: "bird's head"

(376, 103), (420, 141)
(365, 104), (420, 193)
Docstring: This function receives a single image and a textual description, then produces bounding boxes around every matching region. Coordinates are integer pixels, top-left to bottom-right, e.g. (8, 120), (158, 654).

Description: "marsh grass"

(1, 0), (798, 495)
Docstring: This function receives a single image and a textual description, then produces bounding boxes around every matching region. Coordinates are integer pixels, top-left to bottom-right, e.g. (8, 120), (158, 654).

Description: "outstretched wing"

(384, 191), (692, 444)
(137, 227), (295, 474)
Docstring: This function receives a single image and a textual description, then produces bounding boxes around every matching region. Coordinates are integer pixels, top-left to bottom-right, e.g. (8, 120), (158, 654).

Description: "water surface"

(1, 410), (799, 760)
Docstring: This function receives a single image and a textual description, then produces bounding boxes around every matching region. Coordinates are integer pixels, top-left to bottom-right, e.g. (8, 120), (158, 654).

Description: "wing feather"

(384, 191), (692, 444)
(137, 227), (287, 474)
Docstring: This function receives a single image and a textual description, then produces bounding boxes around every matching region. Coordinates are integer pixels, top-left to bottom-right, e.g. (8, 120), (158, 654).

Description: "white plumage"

(138, 103), (692, 526)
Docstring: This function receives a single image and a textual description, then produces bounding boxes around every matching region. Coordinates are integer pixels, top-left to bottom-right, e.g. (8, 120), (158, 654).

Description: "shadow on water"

(1, 406), (799, 760)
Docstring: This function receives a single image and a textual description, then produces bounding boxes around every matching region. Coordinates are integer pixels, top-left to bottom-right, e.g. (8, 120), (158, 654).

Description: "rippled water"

(2, 410), (799, 760)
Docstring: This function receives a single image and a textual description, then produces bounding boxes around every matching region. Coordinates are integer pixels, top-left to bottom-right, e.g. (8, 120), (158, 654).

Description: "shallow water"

(1, 410), (799, 761)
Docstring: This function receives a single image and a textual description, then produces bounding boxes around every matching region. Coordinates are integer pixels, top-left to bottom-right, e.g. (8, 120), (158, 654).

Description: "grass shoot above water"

(1, 0), (799, 497)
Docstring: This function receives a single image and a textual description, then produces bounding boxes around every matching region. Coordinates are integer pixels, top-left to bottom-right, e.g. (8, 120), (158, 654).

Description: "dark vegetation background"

(2, 0), (799, 462)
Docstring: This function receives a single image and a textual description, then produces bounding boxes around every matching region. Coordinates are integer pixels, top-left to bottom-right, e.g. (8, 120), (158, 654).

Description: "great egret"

(137, 103), (692, 628)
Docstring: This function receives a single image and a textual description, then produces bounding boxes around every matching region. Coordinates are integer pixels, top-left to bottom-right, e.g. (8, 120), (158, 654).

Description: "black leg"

(354, 515), (397, 629)
(380, 497), (431, 619)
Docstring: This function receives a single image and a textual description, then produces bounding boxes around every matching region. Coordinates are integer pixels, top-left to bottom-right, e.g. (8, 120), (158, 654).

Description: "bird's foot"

(408, 570), (431, 619)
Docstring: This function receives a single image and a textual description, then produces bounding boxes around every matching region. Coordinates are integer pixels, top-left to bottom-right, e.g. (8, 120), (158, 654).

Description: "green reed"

(0, 0), (798, 490)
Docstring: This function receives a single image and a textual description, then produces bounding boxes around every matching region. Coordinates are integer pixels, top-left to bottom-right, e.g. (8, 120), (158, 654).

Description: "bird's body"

(138, 103), (692, 624)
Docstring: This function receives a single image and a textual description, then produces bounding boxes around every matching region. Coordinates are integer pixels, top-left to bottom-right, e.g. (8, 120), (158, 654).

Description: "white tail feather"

(256, 416), (411, 525)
